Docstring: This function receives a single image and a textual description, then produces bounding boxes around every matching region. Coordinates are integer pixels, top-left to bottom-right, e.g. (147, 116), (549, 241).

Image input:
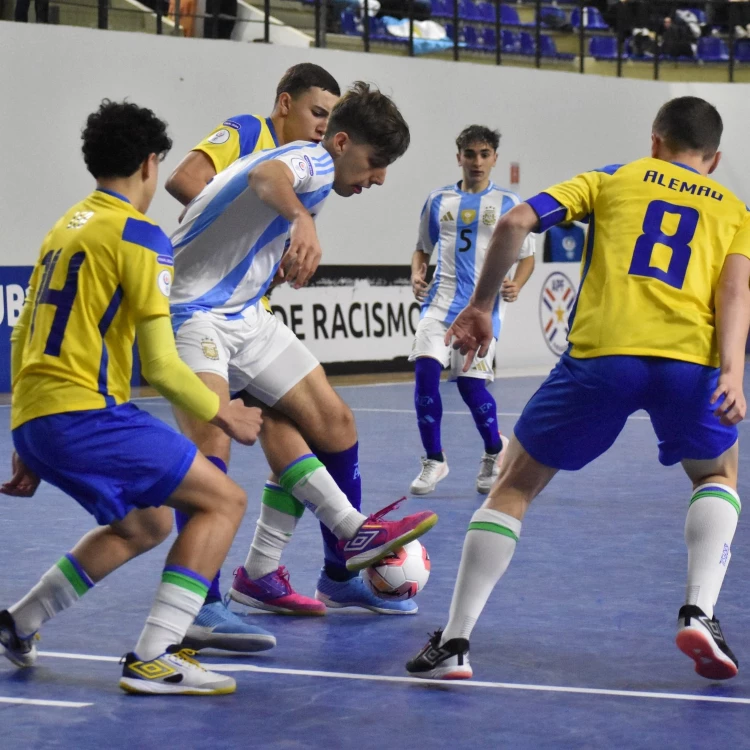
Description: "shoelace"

(276, 566), (293, 593)
(172, 648), (206, 671)
(368, 497), (406, 523)
(478, 454), (497, 478)
(418, 458), (444, 483)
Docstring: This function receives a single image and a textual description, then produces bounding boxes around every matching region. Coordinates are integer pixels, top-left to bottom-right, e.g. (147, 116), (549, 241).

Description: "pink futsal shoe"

(338, 498), (438, 572)
(228, 566), (326, 616)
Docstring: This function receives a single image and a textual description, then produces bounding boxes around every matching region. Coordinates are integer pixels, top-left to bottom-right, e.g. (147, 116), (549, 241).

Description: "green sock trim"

(56, 557), (92, 598)
(161, 571), (209, 598)
(262, 484), (305, 518)
(690, 489), (741, 517)
(468, 521), (519, 542)
(279, 456), (325, 494)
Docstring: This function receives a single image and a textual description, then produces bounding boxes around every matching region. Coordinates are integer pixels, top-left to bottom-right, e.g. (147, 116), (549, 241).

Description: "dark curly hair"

(456, 125), (501, 153)
(81, 99), (172, 179)
(325, 81), (410, 168)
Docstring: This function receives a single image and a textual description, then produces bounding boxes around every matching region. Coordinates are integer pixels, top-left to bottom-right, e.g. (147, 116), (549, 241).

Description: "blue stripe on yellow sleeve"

(234, 114), (263, 157)
(527, 193), (568, 232)
(122, 218), (173, 259)
(593, 164), (623, 176)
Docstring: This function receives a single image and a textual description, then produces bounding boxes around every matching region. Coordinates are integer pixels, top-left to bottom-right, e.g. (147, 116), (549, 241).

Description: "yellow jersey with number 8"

(12, 189), (174, 429)
(532, 157), (750, 367)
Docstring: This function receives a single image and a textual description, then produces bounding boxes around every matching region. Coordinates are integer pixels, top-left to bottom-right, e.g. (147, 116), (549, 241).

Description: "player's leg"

(406, 353), (634, 679)
(648, 359), (742, 679)
(238, 309), (438, 608)
(408, 317), (451, 495)
(1, 506), (174, 667)
(171, 318), (271, 652)
(454, 337), (509, 494)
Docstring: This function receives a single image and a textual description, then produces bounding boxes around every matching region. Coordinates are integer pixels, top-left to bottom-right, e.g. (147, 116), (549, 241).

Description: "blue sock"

(457, 377), (502, 454)
(314, 443), (361, 581)
(174, 455), (227, 603)
(414, 357), (444, 461)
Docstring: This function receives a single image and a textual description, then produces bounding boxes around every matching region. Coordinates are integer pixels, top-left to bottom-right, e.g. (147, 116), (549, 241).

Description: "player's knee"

(329, 399), (356, 439)
(223, 482), (247, 524)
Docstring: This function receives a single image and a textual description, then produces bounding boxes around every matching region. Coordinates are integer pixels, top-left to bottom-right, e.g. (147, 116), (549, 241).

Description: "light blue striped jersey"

(170, 141), (334, 329)
(417, 181), (535, 338)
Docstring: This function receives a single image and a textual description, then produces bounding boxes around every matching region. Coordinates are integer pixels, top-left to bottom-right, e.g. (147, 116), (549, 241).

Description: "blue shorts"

(13, 403), (197, 526)
(515, 354), (738, 471)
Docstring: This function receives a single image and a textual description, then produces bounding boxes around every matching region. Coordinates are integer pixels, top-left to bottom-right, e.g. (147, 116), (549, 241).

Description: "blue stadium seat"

(463, 24), (480, 48)
(459, 0), (480, 21)
(540, 34), (574, 59)
(368, 16), (389, 40)
(697, 37), (729, 62)
(500, 4), (520, 26)
(687, 7), (706, 24)
(444, 21), (455, 39)
(519, 31), (535, 55)
(481, 27), (497, 51)
(539, 6), (566, 28)
(477, 1), (495, 23)
(589, 36), (625, 60)
(570, 6), (608, 30)
(433, 0), (455, 18)
(340, 10), (359, 35)
(736, 40), (750, 62)
(501, 29), (519, 52)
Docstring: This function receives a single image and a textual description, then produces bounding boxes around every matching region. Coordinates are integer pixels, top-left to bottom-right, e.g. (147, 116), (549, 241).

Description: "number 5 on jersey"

(629, 199), (699, 290)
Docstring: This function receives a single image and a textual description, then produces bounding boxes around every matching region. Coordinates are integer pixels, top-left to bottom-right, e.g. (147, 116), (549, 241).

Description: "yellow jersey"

(192, 114), (279, 175)
(531, 157), (750, 367)
(191, 113), (280, 312)
(12, 189), (174, 429)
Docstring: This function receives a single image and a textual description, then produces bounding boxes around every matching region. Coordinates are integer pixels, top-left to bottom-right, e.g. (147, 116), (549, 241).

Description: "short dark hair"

(81, 99), (172, 179)
(325, 81), (410, 168)
(456, 125), (501, 153)
(652, 96), (723, 158)
(275, 63), (341, 101)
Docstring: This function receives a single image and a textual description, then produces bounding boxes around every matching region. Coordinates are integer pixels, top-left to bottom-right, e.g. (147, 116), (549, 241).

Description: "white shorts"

(175, 305), (319, 406)
(408, 316), (496, 381)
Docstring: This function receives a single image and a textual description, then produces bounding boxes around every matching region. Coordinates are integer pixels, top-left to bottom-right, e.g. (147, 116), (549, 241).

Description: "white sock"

(280, 457), (366, 540)
(684, 483), (740, 619)
(442, 508), (522, 644)
(245, 482), (304, 580)
(134, 578), (206, 661)
(10, 555), (94, 638)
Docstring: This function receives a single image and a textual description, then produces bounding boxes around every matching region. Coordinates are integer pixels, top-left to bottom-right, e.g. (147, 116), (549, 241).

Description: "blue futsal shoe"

(315, 570), (418, 615)
(181, 599), (276, 653)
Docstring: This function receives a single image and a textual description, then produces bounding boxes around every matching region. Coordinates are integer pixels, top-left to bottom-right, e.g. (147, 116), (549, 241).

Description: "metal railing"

(24, 0), (750, 81)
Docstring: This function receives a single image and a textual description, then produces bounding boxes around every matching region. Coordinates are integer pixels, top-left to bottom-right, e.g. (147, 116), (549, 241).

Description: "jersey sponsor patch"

(157, 269), (172, 298)
(539, 271), (576, 356)
(223, 120), (242, 130)
(157, 254), (174, 267)
(208, 129), (230, 145)
(291, 157), (309, 179)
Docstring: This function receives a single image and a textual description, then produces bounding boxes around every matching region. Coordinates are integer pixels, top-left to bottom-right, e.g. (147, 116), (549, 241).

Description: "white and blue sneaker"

(315, 570), (418, 615)
(181, 599), (276, 653)
(0, 609), (38, 668)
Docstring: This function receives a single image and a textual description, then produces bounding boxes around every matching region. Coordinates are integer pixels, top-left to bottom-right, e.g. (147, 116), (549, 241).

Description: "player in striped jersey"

(170, 82), (439, 626)
(409, 126), (536, 497)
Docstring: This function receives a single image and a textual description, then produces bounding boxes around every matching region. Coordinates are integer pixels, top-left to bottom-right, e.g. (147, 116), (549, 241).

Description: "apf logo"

(539, 271), (577, 356)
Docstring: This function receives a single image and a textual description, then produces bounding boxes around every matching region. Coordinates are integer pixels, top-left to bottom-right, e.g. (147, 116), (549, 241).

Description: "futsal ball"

(362, 540), (430, 600)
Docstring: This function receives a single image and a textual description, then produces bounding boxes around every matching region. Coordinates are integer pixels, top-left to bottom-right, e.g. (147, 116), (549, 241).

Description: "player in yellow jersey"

(0, 100), (267, 695)
(407, 97), (750, 682)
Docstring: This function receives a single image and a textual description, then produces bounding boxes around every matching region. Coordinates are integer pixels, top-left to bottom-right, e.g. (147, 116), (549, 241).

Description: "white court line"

(0, 696), (92, 708)
(37, 651), (750, 706)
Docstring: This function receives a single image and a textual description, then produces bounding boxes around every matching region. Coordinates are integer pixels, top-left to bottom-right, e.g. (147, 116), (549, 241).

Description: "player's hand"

(711, 372), (746, 426)
(282, 213), (322, 290)
(211, 399), (264, 446)
(412, 263), (429, 302)
(501, 278), (520, 302)
(1, 452), (41, 497)
(445, 303), (494, 371)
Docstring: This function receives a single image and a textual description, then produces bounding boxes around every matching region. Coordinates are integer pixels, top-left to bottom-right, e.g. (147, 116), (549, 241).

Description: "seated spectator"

(660, 9), (702, 58)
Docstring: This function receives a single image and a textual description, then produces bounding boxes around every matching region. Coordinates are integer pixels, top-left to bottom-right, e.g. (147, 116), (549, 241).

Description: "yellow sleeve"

(543, 171), (604, 224)
(118, 218), (174, 321)
(137, 316), (220, 423)
(192, 122), (243, 174)
(726, 212), (750, 261)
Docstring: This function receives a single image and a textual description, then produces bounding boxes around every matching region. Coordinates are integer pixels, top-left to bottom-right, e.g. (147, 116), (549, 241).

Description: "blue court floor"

(2, 374), (750, 749)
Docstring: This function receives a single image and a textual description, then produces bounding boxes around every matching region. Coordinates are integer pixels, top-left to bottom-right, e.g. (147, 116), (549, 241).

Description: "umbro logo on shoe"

(343, 528), (380, 552)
